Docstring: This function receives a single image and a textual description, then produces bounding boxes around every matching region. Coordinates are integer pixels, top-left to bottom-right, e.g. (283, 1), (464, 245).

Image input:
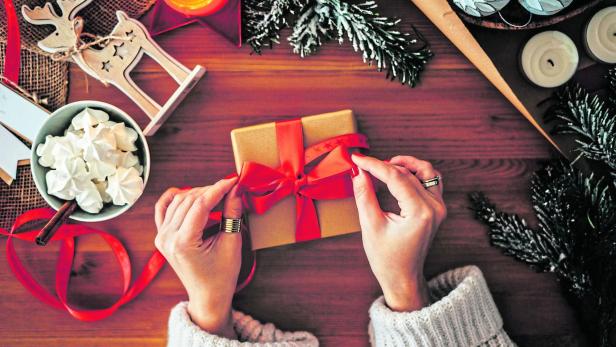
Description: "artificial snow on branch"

(243, 0), (432, 87)
(471, 67), (616, 346)
(546, 84), (616, 178)
(244, 0), (306, 54)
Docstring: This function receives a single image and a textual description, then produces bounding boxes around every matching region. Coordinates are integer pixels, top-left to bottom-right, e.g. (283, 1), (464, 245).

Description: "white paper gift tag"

(0, 82), (50, 185)
(0, 82), (49, 141)
(0, 124), (31, 184)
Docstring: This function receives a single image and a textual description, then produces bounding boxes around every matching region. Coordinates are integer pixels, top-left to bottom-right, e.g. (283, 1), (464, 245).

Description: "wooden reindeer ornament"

(22, 0), (206, 135)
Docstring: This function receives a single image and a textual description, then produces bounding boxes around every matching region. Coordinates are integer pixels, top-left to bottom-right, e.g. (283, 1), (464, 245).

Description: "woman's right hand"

(351, 154), (447, 312)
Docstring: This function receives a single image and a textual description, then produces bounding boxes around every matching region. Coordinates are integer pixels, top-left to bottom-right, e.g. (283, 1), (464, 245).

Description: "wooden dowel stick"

(35, 201), (77, 246)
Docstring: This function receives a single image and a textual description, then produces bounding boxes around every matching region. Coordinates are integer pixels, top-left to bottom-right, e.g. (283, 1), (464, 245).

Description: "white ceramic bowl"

(31, 101), (151, 222)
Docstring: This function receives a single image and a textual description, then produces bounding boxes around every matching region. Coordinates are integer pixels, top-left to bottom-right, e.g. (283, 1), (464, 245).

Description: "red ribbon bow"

(237, 119), (369, 242)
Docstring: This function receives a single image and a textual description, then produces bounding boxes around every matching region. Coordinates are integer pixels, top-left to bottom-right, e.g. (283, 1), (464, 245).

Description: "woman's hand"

(351, 154), (446, 312)
(154, 177), (243, 339)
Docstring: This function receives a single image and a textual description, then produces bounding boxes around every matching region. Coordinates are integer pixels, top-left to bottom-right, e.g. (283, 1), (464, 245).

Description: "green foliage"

(242, 0), (432, 87)
(470, 161), (616, 345)
(471, 67), (616, 346)
(243, 0), (306, 54)
(546, 83), (616, 178)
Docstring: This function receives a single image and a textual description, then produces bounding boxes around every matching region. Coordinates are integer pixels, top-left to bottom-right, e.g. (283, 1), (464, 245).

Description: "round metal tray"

(451, 0), (604, 30)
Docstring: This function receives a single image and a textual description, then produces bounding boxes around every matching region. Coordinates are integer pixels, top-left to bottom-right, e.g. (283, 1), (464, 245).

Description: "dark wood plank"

(0, 0), (583, 346)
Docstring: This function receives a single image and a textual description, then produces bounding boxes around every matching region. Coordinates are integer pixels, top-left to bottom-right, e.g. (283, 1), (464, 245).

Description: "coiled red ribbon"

(0, 208), (259, 321)
(0, 208), (167, 321)
(238, 119), (369, 242)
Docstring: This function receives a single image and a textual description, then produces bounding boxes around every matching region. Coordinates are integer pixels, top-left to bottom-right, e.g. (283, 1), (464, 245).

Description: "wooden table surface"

(1, 1), (587, 346)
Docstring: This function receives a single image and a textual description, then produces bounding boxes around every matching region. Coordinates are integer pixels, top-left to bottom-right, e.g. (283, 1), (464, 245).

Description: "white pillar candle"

(585, 6), (616, 64)
(521, 31), (579, 88)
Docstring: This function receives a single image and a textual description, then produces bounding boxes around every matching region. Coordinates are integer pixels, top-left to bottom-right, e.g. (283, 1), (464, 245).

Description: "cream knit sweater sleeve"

(167, 266), (515, 347)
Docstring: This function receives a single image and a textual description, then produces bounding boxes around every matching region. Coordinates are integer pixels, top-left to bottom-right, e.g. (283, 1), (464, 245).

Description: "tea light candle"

(164, 0), (228, 16)
(585, 6), (616, 64)
(521, 31), (579, 88)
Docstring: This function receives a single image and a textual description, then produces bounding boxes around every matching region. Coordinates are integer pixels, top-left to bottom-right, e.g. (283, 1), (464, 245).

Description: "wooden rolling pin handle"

(35, 201), (78, 246)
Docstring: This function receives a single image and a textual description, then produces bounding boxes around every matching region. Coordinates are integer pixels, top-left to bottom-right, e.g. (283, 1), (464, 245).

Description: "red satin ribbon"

(3, 0), (21, 82)
(238, 119), (369, 242)
(0, 208), (224, 321)
(0, 119), (364, 320)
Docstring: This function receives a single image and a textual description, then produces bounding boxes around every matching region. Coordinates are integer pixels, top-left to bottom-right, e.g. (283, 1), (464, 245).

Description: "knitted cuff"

(167, 302), (242, 347)
(167, 302), (319, 347)
(368, 266), (514, 347)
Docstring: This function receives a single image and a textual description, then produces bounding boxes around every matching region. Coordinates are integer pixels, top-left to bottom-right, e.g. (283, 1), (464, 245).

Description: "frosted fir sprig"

(243, 0), (432, 87)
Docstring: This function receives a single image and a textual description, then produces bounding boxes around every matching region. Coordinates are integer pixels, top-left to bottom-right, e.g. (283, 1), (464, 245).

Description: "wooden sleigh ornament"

(22, 0), (205, 135)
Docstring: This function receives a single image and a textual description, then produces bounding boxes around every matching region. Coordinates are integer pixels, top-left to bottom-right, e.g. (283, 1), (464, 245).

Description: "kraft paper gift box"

(230, 110), (363, 250)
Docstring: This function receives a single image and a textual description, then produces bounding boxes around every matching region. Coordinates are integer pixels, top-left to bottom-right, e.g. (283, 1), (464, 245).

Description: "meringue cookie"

(71, 107), (110, 130)
(101, 120), (118, 128)
(87, 159), (117, 181)
(113, 150), (139, 168)
(36, 135), (63, 168)
(94, 180), (112, 203)
(76, 181), (104, 213)
(133, 163), (144, 176)
(65, 123), (84, 137)
(80, 125), (117, 163)
(49, 133), (82, 168)
(109, 122), (138, 152)
(45, 158), (90, 200)
(110, 150), (143, 174)
(46, 170), (75, 200)
(106, 167), (144, 206)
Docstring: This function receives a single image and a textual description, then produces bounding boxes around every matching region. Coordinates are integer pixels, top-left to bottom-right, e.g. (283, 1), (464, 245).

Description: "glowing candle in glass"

(163, 0), (228, 16)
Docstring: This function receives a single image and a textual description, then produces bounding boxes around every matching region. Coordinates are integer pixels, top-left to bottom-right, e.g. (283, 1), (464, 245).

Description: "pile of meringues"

(36, 107), (144, 213)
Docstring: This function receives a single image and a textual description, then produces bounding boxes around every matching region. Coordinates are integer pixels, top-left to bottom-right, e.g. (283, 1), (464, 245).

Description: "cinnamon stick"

(35, 201), (77, 246)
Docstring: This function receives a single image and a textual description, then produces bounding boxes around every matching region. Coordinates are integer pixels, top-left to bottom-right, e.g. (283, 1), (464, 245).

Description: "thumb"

(352, 165), (384, 230)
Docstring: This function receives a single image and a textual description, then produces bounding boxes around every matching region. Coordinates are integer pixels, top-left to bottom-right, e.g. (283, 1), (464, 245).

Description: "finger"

(352, 166), (384, 230)
(223, 184), (243, 219)
(390, 157), (445, 218)
(178, 178), (239, 244)
(392, 165), (411, 176)
(155, 187), (181, 229)
(178, 195), (212, 244)
(170, 194), (199, 228)
(163, 191), (189, 226)
(390, 156), (443, 198)
(201, 177), (239, 212)
(352, 154), (420, 214)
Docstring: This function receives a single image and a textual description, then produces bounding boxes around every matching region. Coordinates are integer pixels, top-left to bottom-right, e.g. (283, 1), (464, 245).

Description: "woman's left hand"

(154, 177), (243, 339)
